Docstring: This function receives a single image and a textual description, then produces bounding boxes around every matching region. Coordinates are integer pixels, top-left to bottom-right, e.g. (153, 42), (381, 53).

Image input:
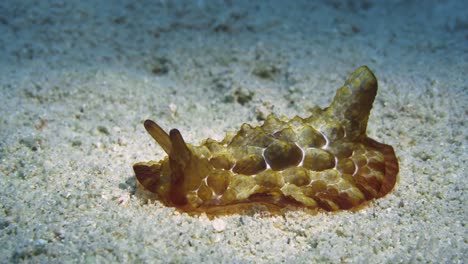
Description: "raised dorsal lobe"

(327, 66), (377, 140)
(133, 66), (399, 216)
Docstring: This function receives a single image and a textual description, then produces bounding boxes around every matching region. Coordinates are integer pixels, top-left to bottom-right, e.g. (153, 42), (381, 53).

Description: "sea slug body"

(133, 66), (399, 216)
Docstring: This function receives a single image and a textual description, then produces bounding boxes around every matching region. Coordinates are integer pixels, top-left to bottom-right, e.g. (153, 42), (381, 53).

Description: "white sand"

(0, 0), (466, 263)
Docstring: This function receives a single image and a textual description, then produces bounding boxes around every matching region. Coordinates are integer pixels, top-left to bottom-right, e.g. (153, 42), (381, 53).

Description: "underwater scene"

(0, 0), (466, 263)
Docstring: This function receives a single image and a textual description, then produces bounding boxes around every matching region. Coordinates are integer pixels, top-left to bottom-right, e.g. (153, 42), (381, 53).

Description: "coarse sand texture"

(0, 0), (466, 263)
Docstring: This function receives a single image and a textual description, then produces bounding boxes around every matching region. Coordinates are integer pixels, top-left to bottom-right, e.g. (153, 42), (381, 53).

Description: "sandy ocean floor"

(0, 0), (466, 263)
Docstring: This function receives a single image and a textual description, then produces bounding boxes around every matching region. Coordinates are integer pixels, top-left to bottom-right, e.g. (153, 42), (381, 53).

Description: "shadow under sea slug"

(133, 66), (399, 216)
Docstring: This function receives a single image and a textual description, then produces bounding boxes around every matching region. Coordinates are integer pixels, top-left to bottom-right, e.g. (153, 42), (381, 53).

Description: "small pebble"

(212, 219), (226, 232)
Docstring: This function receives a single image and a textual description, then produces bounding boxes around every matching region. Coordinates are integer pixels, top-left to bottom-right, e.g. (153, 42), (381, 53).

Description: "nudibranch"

(133, 66), (398, 216)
